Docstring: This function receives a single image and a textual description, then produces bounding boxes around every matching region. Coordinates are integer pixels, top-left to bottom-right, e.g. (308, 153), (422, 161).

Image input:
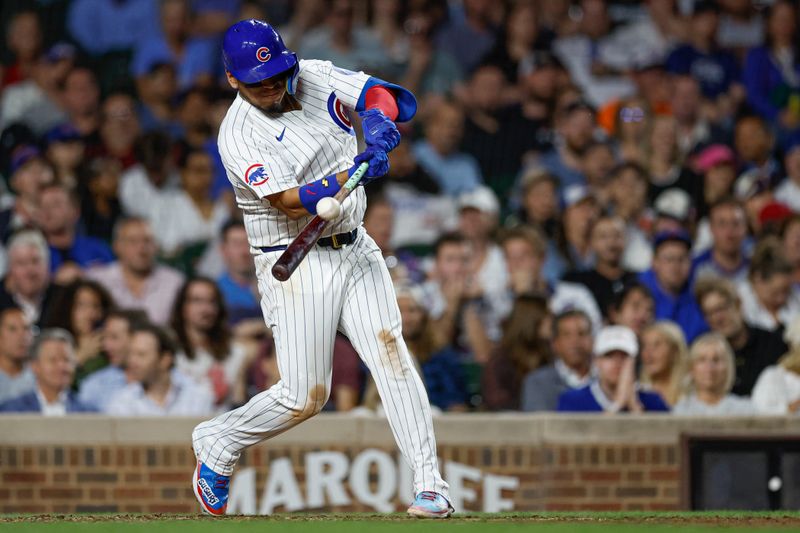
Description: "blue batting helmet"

(222, 19), (300, 94)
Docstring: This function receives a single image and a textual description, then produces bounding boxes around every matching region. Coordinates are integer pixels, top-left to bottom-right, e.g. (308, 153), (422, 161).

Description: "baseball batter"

(191, 20), (452, 518)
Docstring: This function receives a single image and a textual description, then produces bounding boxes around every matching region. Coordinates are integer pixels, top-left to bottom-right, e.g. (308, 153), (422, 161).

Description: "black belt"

(259, 228), (358, 253)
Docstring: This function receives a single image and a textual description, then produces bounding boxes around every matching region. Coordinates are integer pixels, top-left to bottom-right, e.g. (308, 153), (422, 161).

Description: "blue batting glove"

(353, 148), (390, 185)
(359, 109), (401, 153)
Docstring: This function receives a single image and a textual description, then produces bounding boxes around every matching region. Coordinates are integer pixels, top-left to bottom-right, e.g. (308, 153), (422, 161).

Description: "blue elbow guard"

(298, 175), (341, 214)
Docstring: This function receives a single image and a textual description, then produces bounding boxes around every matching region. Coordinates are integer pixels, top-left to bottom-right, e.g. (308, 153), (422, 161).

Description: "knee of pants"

(285, 383), (330, 421)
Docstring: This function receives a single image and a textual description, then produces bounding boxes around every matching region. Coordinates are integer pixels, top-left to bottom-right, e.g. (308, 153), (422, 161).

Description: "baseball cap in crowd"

(458, 185), (500, 215)
(44, 124), (82, 146)
(562, 184), (595, 209)
(9, 145), (42, 174)
(653, 229), (692, 251)
(734, 169), (771, 201)
(759, 202), (794, 226)
(44, 42), (77, 64)
(654, 188), (692, 223)
(593, 325), (638, 358)
(694, 144), (736, 173)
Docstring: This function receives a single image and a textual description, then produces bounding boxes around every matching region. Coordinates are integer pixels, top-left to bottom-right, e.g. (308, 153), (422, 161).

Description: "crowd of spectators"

(1, 0), (800, 417)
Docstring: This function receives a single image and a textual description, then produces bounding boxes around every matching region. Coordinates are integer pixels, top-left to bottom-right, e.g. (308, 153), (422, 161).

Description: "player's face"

(0, 310), (33, 362)
(228, 70), (290, 113)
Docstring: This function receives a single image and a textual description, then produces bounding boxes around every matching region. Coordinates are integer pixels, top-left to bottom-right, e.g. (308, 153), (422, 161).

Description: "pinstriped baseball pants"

(192, 227), (449, 498)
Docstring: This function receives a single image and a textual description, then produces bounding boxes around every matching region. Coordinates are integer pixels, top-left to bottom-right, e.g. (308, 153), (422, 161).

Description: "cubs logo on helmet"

(256, 47), (271, 62)
(245, 164), (269, 186)
(327, 93), (353, 134)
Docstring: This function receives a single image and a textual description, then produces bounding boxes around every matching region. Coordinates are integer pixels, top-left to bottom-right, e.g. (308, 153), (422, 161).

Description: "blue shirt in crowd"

(67, 0), (160, 56)
(557, 382), (670, 413)
(131, 35), (219, 90)
(49, 236), (115, 274)
(217, 273), (261, 324)
(412, 141), (483, 196)
(743, 46), (800, 122)
(666, 44), (740, 99)
(78, 365), (128, 412)
(638, 269), (708, 343)
(420, 348), (468, 411)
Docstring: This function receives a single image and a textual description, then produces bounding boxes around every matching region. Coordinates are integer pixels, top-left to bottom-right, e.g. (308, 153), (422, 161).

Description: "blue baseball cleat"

(192, 461), (230, 516)
(407, 491), (454, 518)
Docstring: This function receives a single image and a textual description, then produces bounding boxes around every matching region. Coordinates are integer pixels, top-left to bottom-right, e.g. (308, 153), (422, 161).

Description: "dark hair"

(220, 219), (245, 241)
(40, 182), (80, 207)
(170, 277), (231, 361)
(0, 305), (25, 328)
(764, 0), (799, 54)
(708, 196), (745, 220)
(433, 232), (466, 257)
(551, 308), (591, 339)
(133, 131), (173, 173)
(105, 308), (150, 331)
(749, 237), (793, 281)
(130, 322), (178, 357)
(42, 280), (114, 336)
(607, 161), (648, 183)
(609, 282), (654, 317)
(500, 225), (547, 258)
(177, 146), (211, 170)
(500, 295), (552, 374)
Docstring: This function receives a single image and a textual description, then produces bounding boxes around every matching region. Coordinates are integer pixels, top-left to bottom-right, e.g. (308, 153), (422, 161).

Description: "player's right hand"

(354, 148), (390, 183)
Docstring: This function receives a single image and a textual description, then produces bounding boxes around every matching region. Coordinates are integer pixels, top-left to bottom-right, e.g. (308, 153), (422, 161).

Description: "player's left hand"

(354, 147), (390, 184)
(360, 109), (401, 153)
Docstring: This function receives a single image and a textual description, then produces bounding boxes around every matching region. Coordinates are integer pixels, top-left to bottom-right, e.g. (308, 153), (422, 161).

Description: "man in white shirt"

(0, 328), (91, 414)
(106, 322), (213, 416)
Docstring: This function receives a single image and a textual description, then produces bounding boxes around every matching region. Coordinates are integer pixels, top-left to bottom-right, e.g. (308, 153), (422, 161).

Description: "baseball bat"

(271, 161), (370, 281)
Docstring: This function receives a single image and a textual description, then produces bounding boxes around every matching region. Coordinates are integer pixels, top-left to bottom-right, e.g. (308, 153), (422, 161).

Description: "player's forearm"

(267, 170), (349, 219)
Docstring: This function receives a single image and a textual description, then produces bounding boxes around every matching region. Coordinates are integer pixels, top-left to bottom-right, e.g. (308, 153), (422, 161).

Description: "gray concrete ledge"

(1, 413), (799, 446)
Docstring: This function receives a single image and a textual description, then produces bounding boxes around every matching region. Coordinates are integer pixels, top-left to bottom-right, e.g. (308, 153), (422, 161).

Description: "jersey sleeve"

(220, 134), (297, 198)
(299, 60), (370, 109)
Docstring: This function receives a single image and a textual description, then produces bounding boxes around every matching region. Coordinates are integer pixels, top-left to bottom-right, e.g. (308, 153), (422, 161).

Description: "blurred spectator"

(606, 0), (687, 67)
(400, 12), (464, 97)
(612, 96), (651, 164)
(277, 0), (326, 50)
(78, 158), (124, 243)
(693, 144), (738, 249)
(171, 277), (249, 409)
(734, 114), (782, 188)
(562, 214), (638, 317)
(639, 321), (688, 407)
(557, 325), (669, 412)
(645, 115), (695, 203)
(752, 317), (800, 414)
(131, 0), (217, 91)
(775, 136), (800, 211)
(44, 124), (86, 189)
(456, 186), (507, 341)
(537, 100), (596, 190)
(0, 47), (70, 135)
(95, 93), (142, 169)
(500, 225), (549, 301)
(153, 148), (230, 259)
(422, 233), (491, 363)
(322, 334), (363, 412)
(105, 322), (213, 416)
(0, 329), (91, 414)
(738, 238), (800, 332)
(0, 230), (60, 327)
(673, 332), (755, 415)
(652, 188), (694, 238)
(716, 0), (764, 54)
(413, 101), (483, 195)
(0, 146), (56, 238)
(521, 309), (593, 412)
(692, 197), (750, 285)
(216, 221), (260, 324)
(77, 309), (149, 412)
(608, 282), (656, 337)
(190, 0), (242, 38)
(554, 185), (598, 275)
(397, 283), (467, 411)
(135, 63), (182, 136)
(696, 276), (788, 395)
(742, 0), (800, 129)
(119, 132), (179, 218)
(299, 0), (392, 73)
(552, 0), (635, 107)
(665, 2), (743, 113)
(519, 51), (565, 128)
(639, 230), (708, 342)
(782, 215), (800, 286)
(671, 75), (723, 157)
(0, 306), (34, 404)
(61, 68), (101, 138)
(369, 0), (410, 78)
(67, 0), (160, 56)
(581, 141), (616, 204)
(483, 295), (550, 411)
(514, 168), (559, 244)
(460, 64), (544, 184)
(36, 184), (114, 282)
(87, 217), (185, 325)
(481, 2), (552, 84)
(606, 163), (652, 265)
(2, 10), (43, 88)
(434, 0), (496, 74)
(177, 87), (214, 148)
(41, 280), (114, 383)
(362, 193), (426, 283)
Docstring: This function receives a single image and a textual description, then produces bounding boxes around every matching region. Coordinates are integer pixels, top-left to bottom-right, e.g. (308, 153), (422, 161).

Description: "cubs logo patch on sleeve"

(327, 93), (354, 134)
(245, 163), (269, 186)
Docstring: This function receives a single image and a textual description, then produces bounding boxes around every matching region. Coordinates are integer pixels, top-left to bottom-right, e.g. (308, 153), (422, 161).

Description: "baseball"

(316, 197), (342, 220)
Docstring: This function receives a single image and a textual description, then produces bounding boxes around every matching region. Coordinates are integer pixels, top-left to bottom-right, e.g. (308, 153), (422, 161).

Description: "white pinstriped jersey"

(218, 59), (370, 248)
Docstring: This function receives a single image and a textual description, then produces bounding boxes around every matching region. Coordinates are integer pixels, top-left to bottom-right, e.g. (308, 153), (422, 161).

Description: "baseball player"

(191, 20), (453, 518)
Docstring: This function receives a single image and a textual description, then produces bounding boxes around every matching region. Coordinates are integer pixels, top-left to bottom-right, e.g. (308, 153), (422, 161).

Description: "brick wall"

(1, 415), (796, 514)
